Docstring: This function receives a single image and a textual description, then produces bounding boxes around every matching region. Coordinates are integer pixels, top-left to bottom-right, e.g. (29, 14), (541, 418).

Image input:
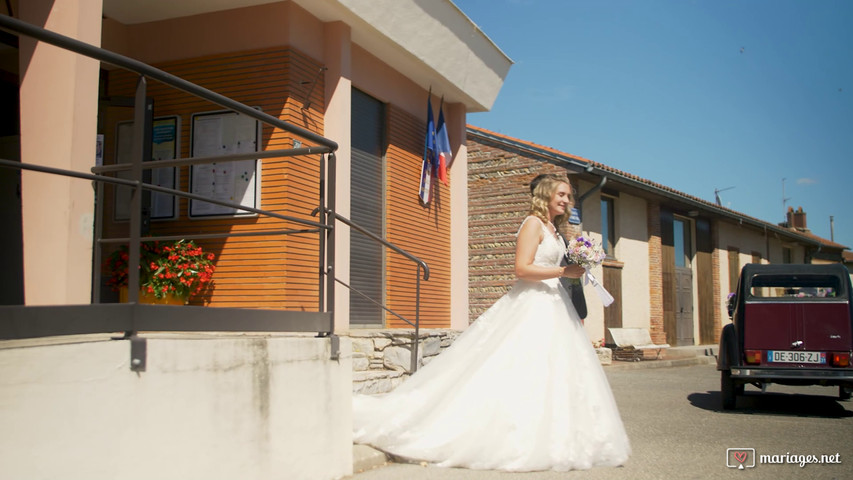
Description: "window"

(749, 274), (840, 299)
(673, 218), (692, 268)
(782, 247), (793, 264)
(600, 196), (616, 256)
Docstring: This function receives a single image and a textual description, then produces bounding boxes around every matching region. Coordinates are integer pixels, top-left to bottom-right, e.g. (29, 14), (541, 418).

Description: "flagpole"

(419, 89), (436, 204)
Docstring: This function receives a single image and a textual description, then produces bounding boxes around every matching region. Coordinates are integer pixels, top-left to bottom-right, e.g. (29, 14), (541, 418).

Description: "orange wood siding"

(101, 47), (326, 310)
(384, 104), (451, 329)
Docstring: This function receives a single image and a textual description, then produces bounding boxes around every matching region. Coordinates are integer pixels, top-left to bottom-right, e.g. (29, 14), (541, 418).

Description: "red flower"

(104, 239), (216, 300)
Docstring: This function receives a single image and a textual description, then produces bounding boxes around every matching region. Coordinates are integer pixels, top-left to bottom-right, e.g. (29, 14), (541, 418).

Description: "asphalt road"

(345, 363), (853, 480)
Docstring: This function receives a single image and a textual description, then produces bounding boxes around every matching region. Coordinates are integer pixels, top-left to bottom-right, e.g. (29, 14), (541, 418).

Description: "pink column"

(19, 0), (102, 304)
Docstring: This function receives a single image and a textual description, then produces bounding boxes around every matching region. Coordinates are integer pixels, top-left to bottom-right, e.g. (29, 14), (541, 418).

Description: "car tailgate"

(744, 302), (851, 351)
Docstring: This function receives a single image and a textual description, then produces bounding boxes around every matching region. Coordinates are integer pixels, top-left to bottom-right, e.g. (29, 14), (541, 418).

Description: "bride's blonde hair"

(529, 174), (572, 228)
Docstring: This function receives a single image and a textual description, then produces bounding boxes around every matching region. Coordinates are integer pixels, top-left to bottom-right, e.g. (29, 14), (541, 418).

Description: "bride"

(352, 174), (631, 471)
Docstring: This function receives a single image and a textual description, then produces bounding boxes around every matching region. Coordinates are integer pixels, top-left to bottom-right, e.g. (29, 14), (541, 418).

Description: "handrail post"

(92, 180), (105, 303)
(326, 153), (337, 335)
(411, 264), (422, 373)
(317, 152), (326, 313)
(126, 76), (149, 307)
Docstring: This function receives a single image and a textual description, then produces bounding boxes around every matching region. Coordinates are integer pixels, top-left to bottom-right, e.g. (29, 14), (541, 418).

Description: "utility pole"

(782, 178), (791, 221)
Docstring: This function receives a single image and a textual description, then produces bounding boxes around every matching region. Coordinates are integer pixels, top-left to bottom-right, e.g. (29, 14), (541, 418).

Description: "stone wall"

(349, 329), (460, 394)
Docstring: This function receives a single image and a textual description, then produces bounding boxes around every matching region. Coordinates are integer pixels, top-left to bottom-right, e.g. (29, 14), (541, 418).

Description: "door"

(695, 218), (716, 344)
(674, 217), (695, 345)
(349, 89), (385, 325)
(603, 264), (623, 345)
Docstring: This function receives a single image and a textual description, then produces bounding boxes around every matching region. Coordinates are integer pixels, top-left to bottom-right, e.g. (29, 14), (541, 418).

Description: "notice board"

(189, 110), (260, 217)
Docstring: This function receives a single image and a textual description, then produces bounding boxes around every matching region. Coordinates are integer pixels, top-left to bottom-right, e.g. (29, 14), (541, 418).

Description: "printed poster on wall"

(189, 110), (260, 217)
(114, 116), (179, 221)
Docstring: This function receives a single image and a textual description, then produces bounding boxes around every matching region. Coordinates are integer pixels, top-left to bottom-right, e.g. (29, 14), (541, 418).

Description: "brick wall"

(646, 200), (666, 344)
(467, 136), (581, 323)
(711, 220), (723, 344)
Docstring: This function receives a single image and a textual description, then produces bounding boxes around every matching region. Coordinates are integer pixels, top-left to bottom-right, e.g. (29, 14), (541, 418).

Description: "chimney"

(788, 206), (808, 231)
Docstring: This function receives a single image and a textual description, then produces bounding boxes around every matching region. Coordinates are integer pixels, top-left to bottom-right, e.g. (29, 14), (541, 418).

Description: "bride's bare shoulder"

(518, 215), (545, 238)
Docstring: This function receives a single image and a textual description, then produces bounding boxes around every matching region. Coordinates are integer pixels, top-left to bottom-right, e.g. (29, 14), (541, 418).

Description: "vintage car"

(717, 263), (853, 410)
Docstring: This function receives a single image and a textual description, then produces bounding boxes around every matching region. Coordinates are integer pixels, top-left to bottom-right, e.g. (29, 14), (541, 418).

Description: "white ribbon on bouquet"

(583, 267), (614, 307)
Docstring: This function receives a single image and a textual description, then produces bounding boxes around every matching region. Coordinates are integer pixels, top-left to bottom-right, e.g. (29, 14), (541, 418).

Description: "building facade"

(5, 0), (512, 334)
(467, 126), (848, 347)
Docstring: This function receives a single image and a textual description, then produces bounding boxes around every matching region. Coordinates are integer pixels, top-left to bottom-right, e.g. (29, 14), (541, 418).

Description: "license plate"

(767, 351), (826, 364)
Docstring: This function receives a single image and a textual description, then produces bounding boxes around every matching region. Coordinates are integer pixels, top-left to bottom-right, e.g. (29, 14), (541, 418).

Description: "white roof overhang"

(102, 0), (512, 112)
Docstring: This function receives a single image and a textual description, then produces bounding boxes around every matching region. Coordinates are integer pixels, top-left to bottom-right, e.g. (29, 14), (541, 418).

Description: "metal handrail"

(0, 14), (337, 343)
(0, 157), (336, 342)
(0, 158), (330, 230)
(91, 146), (332, 174)
(330, 212), (430, 281)
(314, 209), (429, 372)
(1, 14), (432, 374)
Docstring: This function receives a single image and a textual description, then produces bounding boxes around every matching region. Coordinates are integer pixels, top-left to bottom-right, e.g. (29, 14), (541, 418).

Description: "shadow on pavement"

(688, 390), (853, 418)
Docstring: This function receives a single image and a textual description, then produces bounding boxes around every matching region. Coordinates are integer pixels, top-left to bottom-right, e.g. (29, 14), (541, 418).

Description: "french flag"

(435, 102), (451, 186)
(419, 95), (436, 204)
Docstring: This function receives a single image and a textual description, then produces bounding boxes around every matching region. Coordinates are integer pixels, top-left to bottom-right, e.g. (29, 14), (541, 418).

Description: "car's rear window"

(748, 274), (842, 299)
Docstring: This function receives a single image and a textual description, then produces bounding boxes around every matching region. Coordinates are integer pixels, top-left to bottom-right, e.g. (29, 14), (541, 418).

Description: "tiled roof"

(467, 124), (850, 251)
(794, 230), (849, 250)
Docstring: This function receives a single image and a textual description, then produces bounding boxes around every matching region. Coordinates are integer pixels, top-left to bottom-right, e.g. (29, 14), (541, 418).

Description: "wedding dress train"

(352, 216), (631, 471)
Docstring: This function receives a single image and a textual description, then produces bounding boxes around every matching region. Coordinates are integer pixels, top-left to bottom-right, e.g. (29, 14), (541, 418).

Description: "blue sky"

(455, 0), (853, 250)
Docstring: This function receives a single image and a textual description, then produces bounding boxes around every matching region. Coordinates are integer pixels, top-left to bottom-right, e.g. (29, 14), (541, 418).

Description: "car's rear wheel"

(840, 386), (852, 401)
(721, 370), (740, 410)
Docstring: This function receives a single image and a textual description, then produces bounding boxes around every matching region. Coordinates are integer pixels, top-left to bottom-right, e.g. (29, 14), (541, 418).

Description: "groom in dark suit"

(529, 174), (588, 321)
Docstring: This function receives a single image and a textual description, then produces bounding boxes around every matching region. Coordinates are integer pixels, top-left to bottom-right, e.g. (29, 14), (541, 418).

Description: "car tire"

(840, 386), (852, 401)
(721, 370), (738, 410)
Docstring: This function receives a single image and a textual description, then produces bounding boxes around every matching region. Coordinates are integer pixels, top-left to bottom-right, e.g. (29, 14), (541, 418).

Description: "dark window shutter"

(350, 89), (385, 325)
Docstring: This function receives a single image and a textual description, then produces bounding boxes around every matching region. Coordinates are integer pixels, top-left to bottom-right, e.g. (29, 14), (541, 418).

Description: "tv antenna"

(782, 178), (791, 216)
(714, 186), (735, 206)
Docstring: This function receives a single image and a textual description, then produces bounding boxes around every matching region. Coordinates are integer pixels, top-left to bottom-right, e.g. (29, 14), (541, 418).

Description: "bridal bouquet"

(565, 235), (614, 307)
(566, 235), (606, 269)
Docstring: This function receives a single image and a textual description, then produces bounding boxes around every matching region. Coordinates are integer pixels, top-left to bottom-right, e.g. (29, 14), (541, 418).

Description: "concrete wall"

(0, 334), (352, 480)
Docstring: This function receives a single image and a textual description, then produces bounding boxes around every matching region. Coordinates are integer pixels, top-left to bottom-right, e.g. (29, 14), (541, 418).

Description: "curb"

(353, 444), (390, 474)
(604, 354), (717, 370)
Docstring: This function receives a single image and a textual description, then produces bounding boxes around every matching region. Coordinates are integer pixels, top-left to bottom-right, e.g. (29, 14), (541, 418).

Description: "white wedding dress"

(352, 216), (631, 472)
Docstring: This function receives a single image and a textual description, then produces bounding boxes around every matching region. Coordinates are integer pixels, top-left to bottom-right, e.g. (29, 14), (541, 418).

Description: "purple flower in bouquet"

(566, 235), (606, 269)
